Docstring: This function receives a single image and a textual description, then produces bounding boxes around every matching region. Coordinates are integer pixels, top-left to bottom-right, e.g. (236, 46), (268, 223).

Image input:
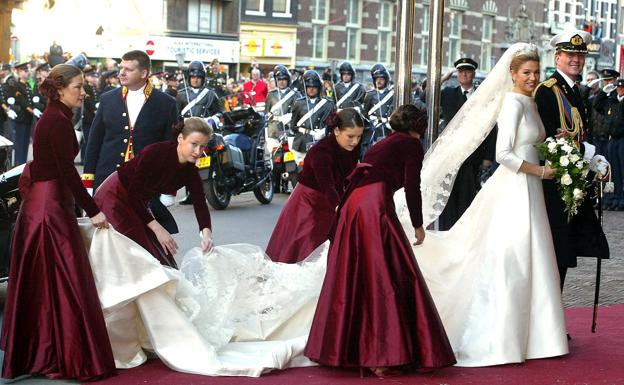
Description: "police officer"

(363, 63), (394, 152)
(291, 70), (335, 159)
(0, 63), (17, 139)
(592, 68), (619, 160)
(81, 66), (100, 162)
(176, 60), (224, 122)
(334, 61), (365, 112)
(265, 65), (301, 140)
(601, 78), (624, 210)
(534, 30), (610, 290)
(440, 58), (478, 128)
(10, 62), (34, 165)
(163, 71), (178, 98)
(32, 63), (50, 120)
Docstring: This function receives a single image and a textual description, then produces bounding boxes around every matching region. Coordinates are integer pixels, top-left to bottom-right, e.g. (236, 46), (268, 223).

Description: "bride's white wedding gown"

(78, 91), (567, 376)
(397, 91), (568, 366)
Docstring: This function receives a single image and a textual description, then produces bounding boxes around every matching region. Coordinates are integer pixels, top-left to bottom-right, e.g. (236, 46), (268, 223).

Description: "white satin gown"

(397, 92), (569, 366)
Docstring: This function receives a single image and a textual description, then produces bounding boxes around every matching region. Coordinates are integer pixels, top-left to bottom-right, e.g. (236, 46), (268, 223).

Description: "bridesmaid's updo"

(175, 117), (214, 138)
(509, 49), (540, 73)
(326, 108), (365, 131)
(39, 64), (83, 101)
(389, 104), (428, 136)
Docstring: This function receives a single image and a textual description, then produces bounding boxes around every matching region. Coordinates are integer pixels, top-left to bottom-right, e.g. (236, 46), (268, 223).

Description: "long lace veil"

(417, 42), (538, 227)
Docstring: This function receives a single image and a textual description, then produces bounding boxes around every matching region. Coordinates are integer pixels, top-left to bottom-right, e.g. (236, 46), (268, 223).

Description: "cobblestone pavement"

(563, 210), (624, 307)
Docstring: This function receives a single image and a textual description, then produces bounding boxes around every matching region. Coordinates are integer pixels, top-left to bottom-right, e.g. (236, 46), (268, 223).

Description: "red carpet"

(92, 305), (624, 385)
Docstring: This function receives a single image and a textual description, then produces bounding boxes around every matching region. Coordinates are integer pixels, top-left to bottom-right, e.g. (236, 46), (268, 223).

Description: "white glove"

(582, 141), (596, 162)
(205, 114), (221, 130)
(86, 188), (93, 196)
(95, 102), (100, 109)
(278, 113), (292, 125)
(603, 83), (616, 94)
(159, 194), (176, 207)
(6, 109), (17, 120)
(33, 108), (42, 118)
(312, 128), (326, 141)
(589, 155), (609, 175)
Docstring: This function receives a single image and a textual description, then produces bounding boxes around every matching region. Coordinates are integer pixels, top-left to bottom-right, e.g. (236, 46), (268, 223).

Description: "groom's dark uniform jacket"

(534, 70), (609, 279)
(437, 85), (496, 230)
(82, 83), (180, 233)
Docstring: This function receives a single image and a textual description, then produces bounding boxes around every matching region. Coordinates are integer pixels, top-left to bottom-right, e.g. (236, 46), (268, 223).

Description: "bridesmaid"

(0, 64), (116, 381)
(94, 117), (214, 267)
(304, 104), (456, 376)
(266, 108), (363, 263)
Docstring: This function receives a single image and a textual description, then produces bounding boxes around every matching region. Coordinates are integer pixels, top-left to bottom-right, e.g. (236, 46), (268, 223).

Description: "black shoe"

(567, 333), (572, 341)
(179, 196), (193, 205)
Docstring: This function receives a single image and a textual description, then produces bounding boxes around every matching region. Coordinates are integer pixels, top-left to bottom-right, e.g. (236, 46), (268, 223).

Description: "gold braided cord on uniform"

(551, 84), (581, 144)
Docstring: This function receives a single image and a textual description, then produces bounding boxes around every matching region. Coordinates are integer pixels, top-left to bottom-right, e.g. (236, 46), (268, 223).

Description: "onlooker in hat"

(534, 29), (609, 291)
(437, 57), (495, 230)
(163, 71), (178, 98)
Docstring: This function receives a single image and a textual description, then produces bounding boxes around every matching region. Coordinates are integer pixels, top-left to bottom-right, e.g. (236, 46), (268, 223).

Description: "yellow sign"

(263, 39), (294, 58)
(241, 38), (263, 56)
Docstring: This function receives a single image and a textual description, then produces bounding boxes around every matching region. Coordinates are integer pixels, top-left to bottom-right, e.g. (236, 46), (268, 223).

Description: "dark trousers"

(12, 121), (31, 166)
(607, 137), (624, 208)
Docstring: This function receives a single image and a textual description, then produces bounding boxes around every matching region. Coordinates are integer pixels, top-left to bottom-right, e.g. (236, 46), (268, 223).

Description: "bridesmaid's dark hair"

(176, 117), (213, 138)
(38, 64), (82, 101)
(326, 108), (365, 132)
(390, 104), (428, 136)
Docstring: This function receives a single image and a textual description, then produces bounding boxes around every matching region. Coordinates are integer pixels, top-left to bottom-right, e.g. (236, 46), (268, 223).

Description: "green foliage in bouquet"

(535, 137), (591, 222)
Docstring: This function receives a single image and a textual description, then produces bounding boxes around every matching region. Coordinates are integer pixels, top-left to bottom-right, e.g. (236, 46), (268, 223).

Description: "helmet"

(188, 60), (206, 79)
(65, 53), (88, 70)
(338, 61), (355, 76)
(302, 70), (322, 89)
(370, 63), (390, 82)
(273, 65), (291, 86)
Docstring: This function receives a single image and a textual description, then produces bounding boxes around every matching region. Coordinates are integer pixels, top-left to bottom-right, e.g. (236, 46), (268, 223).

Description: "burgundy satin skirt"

(304, 182), (456, 369)
(266, 183), (335, 263)
(0, 165), (116, 381)
(94, 173), (177, 268)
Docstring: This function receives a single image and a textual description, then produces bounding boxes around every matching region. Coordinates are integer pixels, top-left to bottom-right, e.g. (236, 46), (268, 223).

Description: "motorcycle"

(0, 163), (24, 282)
(269, 130), (298, 193)
(196, 108), (274, 210)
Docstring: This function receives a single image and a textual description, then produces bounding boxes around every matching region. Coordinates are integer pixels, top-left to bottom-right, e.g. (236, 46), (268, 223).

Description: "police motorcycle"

(290, 70), (336, 168)
(0, 164), (24, 281)
(362, 64), (395, 157)
(196, 108), (273, 210)
(265, 65), (301, 193)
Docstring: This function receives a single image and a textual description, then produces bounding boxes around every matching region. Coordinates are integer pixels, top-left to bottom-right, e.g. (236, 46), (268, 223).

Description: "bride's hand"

(542, 165), (556, 180)
(148, 220), (178, 255)
(201, 228), (214, 253)
(414, 226), (425, 246)
(555, 128), (570, 139)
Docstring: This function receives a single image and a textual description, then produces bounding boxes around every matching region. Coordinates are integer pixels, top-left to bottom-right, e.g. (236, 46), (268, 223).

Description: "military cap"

(14, 62), (29, 71)
(35, 62), (50, 72)
(103, 70), (118, 78)
(550, 30), (592, 53)
(616, 78), (624, 87)
(0, 63), (11, 71)
(454, 58), (478, 71)
(600, 69), (619, 80)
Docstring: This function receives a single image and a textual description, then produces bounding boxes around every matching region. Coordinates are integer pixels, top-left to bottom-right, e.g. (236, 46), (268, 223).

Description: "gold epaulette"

(533, 78), (557, 97)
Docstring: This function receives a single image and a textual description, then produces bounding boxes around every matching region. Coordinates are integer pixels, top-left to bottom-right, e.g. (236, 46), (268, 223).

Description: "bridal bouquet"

(536, 137), (591, 222)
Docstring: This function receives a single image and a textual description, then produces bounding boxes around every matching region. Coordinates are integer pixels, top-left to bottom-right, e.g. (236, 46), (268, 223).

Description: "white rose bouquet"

(536, 137), (592, 222)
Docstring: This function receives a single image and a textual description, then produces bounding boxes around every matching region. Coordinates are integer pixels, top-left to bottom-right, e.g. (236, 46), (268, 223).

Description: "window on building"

(167, 0), (222, 34)
(447, 10), (462, 67)
(312, 0), (329, 60)
(273, 0), (292, 16)
(346, 0), (360, 61)
(480, 15), (493, 72)
(245, 0), (265, 16)
(378, 1), (393, 63)
(620, 6), (624, 34)
(421, 4), (429, 66)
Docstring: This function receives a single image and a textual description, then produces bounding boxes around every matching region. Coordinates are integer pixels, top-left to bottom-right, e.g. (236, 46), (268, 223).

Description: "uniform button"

(123, 139), (128, 143)
(120, 152), (124, 156)
(122, 112), (127, 117)
(124, 125), (129, 130)
(116, 164), (120, 168)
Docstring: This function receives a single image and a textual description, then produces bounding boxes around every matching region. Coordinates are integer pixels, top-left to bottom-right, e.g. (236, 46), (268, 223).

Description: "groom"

(534, 30), (609, 290)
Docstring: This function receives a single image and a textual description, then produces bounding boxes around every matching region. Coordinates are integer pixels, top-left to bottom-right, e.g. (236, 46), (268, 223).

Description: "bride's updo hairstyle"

(389, 104), (428, 136)
(509, 49), (540, 73)
(175, 116), (213, 138)
(39, 64), (82, 102)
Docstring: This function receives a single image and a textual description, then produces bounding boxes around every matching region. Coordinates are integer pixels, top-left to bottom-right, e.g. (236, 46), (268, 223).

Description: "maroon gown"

(94, 141), (211, 268)
(0, 100), (116, 381)
(266, 134), (358, 263)
(304, 132), (456, 369)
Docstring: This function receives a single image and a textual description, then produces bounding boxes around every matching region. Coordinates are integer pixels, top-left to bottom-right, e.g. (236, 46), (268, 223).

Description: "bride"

(79, 42), (566, 377)
(396, 42), (569, 366)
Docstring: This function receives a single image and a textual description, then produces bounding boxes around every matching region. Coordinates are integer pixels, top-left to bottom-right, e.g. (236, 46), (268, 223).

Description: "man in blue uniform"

(82, 50), (179, 233)
(334, 61), (365, 112)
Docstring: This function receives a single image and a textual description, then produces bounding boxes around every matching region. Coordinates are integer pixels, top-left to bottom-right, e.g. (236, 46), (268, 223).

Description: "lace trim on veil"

(416, 43), (537, 227)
